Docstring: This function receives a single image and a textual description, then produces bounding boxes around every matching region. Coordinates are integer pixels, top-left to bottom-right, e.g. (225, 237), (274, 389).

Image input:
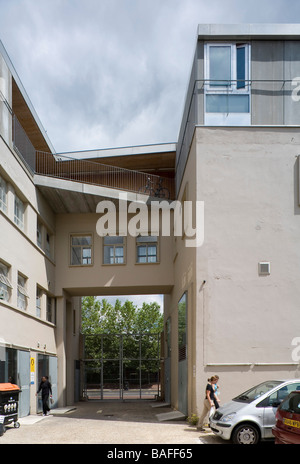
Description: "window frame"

(0, 175), (7, 214)
(103, 236), (126, 265)
(136, 235), (159, 264)
(0, 261), (12, 302)
(36, 286), (42, 318)
(205, 42), (250, 93)
(204, 42), (251, 121)
(70, 234), (93, 266)
(17, 273), (29, 311)
(14, 194), (25, 230)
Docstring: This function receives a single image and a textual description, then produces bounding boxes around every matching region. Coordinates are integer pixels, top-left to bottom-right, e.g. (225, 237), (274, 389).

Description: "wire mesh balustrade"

(35, 150), (174, 199)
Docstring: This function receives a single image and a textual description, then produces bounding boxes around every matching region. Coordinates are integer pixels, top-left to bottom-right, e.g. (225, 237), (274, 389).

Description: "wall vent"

(258, 262), (270, 275)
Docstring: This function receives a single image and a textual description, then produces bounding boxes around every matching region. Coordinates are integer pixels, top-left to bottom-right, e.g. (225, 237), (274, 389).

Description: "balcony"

(35, 150), (175, 200)
(10, 111), (175, 201)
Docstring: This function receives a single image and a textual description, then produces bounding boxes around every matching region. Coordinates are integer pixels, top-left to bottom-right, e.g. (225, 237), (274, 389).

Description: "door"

(49, 356), (58, 408)
(178, 293), (188, 415)
(17, 350), (30, 417)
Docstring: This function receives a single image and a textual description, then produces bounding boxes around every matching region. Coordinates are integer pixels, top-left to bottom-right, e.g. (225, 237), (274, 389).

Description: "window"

(0, 175), (7, 214)
(17, 274), (29, 310)
(136, 236), (158, 263)
(178, 293), (187, 362)
(280, 392), (300, 414)
(166, 317), (171, 358)
(46, 296), (56, 323)
(0, 262), (12, 302)
(45, 232), (51, 258)
(36, 287), (42, 317)
(258, 383), (300, 408)
(205, 43), (250, 121)
(37, 221), (42, 248)
(103, 236), (125, 264)
(70, 235), (92, 265)
(14, 195), (24, 230)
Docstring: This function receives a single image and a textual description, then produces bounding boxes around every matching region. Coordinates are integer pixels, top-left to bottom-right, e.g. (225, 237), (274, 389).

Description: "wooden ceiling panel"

(12, 78), (52, 153)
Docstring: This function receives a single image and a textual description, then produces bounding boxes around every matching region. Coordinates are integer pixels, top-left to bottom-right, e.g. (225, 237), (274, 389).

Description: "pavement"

(0, 400), (224, 445)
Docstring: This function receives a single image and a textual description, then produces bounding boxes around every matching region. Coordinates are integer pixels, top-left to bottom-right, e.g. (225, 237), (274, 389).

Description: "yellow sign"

(30, 357), (35, 373)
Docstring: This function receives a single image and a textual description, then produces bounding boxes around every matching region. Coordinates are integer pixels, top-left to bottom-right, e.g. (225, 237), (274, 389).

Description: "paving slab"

(0, 400), (224, 445)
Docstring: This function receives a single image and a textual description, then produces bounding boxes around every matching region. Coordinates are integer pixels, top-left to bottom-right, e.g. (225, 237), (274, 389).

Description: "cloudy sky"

(0, 0), (300, 156)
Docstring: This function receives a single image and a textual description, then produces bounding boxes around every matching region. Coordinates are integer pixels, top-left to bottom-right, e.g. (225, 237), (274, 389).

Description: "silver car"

(209, 379), (300, 444)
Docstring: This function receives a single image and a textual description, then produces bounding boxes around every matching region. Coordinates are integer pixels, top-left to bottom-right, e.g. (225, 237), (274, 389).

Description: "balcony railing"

(6, 105), (174, 199)
(35, 151), (175, 199)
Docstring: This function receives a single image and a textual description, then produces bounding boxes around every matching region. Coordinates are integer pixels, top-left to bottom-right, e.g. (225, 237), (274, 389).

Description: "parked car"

(272, 391), (300, 444)
(209, 379), (300, 444)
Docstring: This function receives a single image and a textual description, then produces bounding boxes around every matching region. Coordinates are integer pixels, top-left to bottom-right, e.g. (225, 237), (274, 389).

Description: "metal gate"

(81, 333), (161, 400)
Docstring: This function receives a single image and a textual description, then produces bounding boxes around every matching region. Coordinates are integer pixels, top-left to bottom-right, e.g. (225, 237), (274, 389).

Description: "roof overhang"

(197, 23), (300, 40)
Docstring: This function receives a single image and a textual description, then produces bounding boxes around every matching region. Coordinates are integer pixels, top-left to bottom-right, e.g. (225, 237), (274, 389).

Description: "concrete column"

(56, 294), (67, 407)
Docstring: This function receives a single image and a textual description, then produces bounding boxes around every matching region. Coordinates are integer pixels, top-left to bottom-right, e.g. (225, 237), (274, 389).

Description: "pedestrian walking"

(197, 375), (220, 432)
(36, 376), (52, 416)
(213, 375), (220, 409)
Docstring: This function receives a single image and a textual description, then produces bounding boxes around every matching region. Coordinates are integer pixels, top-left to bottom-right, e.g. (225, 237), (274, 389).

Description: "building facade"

(1, 24), (300, 418)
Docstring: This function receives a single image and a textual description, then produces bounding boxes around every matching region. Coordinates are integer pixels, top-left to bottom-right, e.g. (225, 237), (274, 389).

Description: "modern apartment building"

(1, 24), (300, 419)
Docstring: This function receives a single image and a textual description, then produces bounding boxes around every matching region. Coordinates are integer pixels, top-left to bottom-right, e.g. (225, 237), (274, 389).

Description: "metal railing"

(1, 93), (174, 199)
(35, 150), (175, 199)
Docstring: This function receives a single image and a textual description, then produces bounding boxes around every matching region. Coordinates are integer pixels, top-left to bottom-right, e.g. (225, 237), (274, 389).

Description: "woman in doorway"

(36, 376), (53, 416)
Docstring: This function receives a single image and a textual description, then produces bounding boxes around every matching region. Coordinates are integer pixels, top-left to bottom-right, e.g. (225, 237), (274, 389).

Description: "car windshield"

(232, 380), (282, 403)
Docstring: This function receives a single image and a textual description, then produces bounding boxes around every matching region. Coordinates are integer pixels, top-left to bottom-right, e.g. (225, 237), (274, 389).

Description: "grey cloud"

(1, 0), (300, 152)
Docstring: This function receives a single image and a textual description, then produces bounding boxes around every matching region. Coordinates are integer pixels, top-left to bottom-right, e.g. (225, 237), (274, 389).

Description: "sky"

(1, 0), (299, 308)
(1, 0), (300, 156)
(98, 294), (164, 310)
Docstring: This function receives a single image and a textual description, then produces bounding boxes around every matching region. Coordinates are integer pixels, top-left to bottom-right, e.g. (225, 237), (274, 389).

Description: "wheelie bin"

(0, 383), (21, 436)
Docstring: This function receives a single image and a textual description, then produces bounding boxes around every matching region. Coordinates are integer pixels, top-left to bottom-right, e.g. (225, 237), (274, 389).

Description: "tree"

(81, 297), (164, 371)
(81, 296), (163, 335)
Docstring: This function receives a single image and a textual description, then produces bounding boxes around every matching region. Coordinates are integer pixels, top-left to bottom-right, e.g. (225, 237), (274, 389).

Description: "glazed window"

(103, 236), (125, 264)
(0, 175), (7, 214)
(178, 293), (187, 362)
(46, 296), (56, 323)
(136, 236), (158, 263)
(14, 195), (24, 230)
(17, 274), (29, 310)
(70, 235), (92, 266)
(37, 221), (42, 248)
(36, 287), (42, 317)
(205, 43), (250, 115)
(0, 262), (12, 302)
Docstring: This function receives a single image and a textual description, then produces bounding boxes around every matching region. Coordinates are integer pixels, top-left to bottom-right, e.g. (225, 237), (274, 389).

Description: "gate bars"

(80, 332), (161, 400)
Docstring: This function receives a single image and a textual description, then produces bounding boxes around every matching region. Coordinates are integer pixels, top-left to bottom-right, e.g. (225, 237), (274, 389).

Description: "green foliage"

(187, 413), (199, 426)
(81, 297), (164, 369)
(81, 296), (163, 335)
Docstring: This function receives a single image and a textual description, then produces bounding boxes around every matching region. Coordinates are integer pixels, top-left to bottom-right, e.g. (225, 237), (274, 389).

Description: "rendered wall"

(194, 126), (300, 405)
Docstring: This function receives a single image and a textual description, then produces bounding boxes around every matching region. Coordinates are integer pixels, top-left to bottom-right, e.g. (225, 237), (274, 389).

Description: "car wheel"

(232, 423), (260, 444)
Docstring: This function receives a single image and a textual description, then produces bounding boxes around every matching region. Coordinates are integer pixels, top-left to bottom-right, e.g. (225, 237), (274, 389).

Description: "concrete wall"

(54, 212), (174, 297)
(194, 126), (300, 406)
